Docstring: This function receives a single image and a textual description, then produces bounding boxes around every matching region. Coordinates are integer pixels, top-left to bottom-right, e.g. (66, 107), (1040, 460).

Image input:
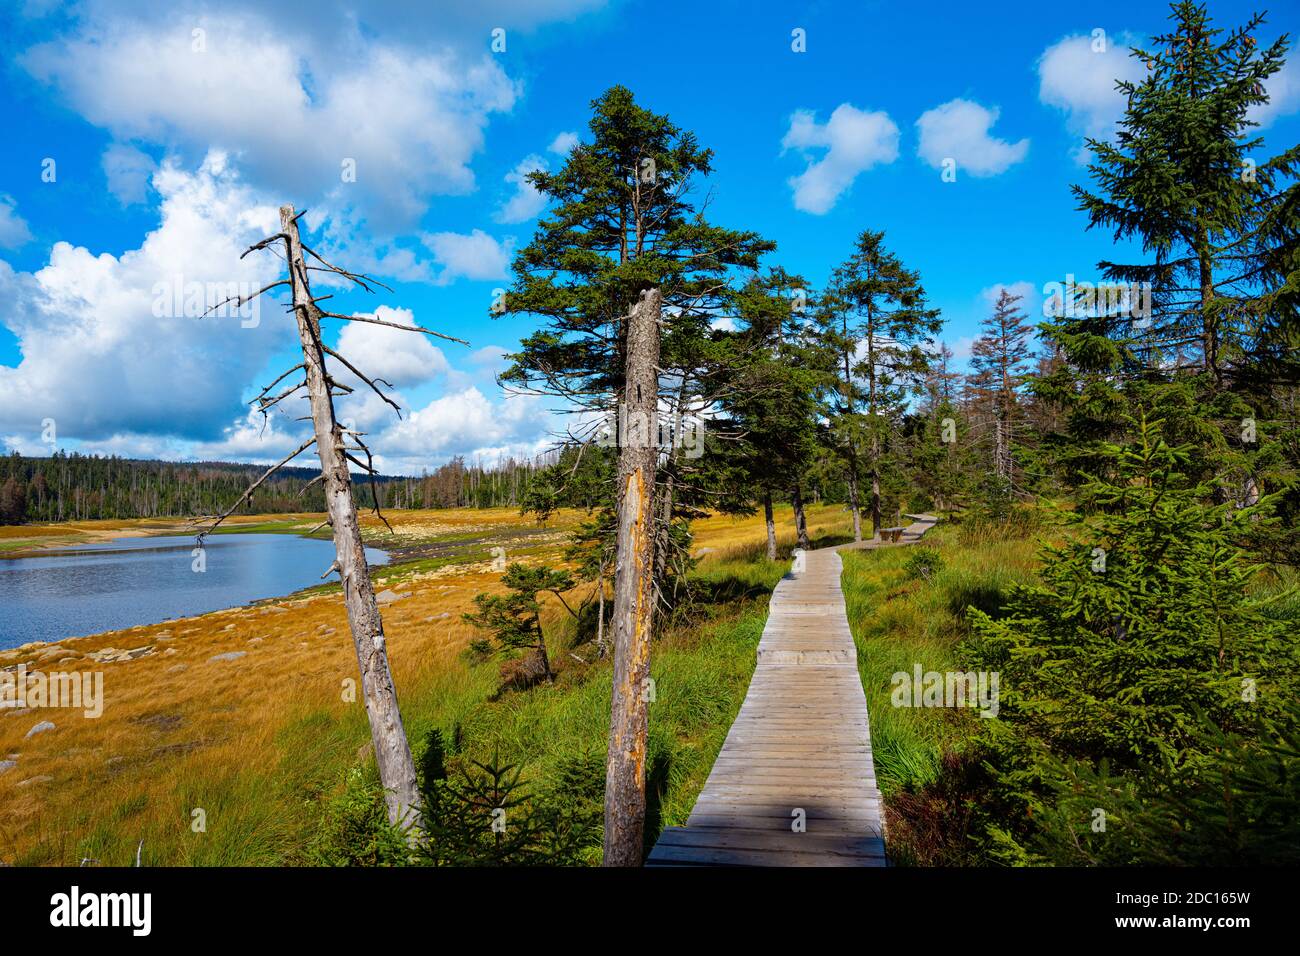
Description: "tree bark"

(603, 287), (661, 867)
(281, 205), (422, 832)
(1197, 226), (1219, 385)
(791, 482), (811, 550)
(763, 490), (777, 561)
(841, 328), (863, 542)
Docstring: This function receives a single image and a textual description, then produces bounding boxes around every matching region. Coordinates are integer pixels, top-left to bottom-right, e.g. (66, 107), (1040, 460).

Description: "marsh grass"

(841, 523), (1040, 864)
(0, 505), (809, 866)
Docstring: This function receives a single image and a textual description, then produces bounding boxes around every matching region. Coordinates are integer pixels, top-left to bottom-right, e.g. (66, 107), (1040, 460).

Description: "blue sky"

(1, 0), (1297, 474)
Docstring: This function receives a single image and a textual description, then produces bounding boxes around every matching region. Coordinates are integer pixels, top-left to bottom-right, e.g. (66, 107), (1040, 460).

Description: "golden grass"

(0, 502), (853, 865)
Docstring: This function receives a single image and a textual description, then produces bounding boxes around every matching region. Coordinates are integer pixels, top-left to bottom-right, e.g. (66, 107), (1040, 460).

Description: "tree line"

(0, 450), (560, 524)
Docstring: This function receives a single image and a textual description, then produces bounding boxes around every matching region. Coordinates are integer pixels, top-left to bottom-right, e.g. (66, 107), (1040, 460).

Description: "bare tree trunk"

(841, 333), (863, 542)
(870, 443), (881, 540)
(596, 552), (608, 658)
(791, 482), (811, 550)
(281, 205), (421, 832)
(763, 490), (777, 561)
(603, 288), (661, 867)
(1197, 225), (1219, 385)
(846, 467), (862, 542)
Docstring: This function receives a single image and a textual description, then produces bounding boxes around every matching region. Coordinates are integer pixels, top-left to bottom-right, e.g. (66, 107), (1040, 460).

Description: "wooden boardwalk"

(647, 516), (937, 867)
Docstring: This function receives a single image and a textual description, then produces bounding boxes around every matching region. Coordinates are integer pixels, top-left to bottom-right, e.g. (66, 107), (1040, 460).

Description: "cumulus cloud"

(1250, 57), (1300, 128)
(548, 131), (579, 155)
(495, 154), (548, 223)
(0, 196), (33, 249)
(331, 307), (450, 388)
(21, 10), (519, 230)
(980, 280), (1039, 315)
(101, 143), (157, 206)
(1038, 33), (1147, 162)
(782, 104), (900, 214)
(421, 230), (514, 285)
(371, 386), (552, 471)
(916, 99), (1029, 177)
(0, 151), (290, 445)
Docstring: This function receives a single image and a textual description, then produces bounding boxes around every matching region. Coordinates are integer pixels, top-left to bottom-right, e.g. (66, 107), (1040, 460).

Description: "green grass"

(293, 553), (786, 864)
(840, 523), (1040, 863)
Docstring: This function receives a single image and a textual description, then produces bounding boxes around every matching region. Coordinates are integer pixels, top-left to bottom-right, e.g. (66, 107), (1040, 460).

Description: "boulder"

(25, 720), (56, 738)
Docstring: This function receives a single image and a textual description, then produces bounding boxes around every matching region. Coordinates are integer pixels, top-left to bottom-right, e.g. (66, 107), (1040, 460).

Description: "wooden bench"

(880, 526), (905, 543)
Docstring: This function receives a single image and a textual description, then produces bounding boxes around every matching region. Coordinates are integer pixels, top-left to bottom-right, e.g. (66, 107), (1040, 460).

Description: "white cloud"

(1038, 33), (1147, 162)
(331, 306), (449, 388)
(372, 387), (552, 471)
(101, 143), (157, 206)
(421, 229), (514, 285)
(782, 104), (900, 214)
(548, 131), (579, 155)
(495, 154), (548, 223)
(21, 11), (519, 231)
(916, 99), (1028, 177)
(980, 280), (1038, 314)
(0, 151), (290, 444)
(1250, 57), (1300, 128)
(0, 196), (33, 249)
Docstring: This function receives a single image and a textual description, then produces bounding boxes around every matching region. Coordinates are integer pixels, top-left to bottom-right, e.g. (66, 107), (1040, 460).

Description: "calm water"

(0, 534), (388, 647)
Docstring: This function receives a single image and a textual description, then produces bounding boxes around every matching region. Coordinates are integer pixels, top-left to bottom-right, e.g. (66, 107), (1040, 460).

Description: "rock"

(126, 646), (153, 659)
(222, 623), (237, 631)
(3, 707), (33, 718)
(0, 760), (15, 773)
(166, 664), (188, 673)
(58, 656), (80, 663)
(25, 721), (56, 738)
(375, 589), (410, 605)
(34, 645), (68, 660)
(247, 637), (264, 644)
(164, 648), (177, 655)
(209, 652), (246, 662)
(436, 612), (451, 619)
(17, 775), (53, 786)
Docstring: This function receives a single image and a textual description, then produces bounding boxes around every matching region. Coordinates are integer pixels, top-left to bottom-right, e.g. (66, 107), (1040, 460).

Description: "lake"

(0, 533), (389, 648)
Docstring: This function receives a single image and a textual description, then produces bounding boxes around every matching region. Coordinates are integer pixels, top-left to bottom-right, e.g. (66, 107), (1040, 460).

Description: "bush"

(903, 547), (944, 582)
(305, 767), (411, 867)
(962, 415), (1300, 864)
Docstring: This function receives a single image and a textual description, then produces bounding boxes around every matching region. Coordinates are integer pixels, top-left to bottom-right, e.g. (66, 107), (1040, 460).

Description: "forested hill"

(0, 450), (553, 524)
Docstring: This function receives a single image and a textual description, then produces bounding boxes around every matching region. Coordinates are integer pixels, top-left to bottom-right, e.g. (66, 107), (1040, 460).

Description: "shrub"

(963, 415), (1300, 864)
(903, 547), (944, 582)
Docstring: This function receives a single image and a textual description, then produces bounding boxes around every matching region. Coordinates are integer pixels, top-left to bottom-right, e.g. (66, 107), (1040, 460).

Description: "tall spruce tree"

(1072, 1), (1298, 384)
(968, 288), (1035, 491)
(819, 230), (942, 538)
(497, 86), (771, 866)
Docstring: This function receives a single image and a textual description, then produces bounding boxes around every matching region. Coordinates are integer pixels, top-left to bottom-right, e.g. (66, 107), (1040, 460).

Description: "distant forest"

(0, 450), (561, 524)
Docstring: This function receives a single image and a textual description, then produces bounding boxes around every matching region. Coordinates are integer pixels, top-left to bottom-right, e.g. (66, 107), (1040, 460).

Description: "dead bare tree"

(603, 287), (662, 867)
(197, 204), (467, 833)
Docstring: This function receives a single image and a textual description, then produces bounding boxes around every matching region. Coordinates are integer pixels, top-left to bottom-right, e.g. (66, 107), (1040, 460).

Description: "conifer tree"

(497, 85), (771, 866)
(967, 288), (1035, 490)
(818, 230), (941, 538)
(1072, 1), (1298, 385)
